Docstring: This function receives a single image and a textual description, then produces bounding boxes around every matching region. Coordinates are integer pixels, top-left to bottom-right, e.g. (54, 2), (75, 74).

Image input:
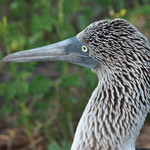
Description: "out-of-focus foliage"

(0, 0), (149, 149)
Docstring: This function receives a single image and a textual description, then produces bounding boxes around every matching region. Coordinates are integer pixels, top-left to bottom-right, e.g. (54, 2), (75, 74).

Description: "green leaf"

(59, 75), (80, 88)
(29, 75), (52, 94)
(48, 141), (71, 150)
(97, 0), (117, 6)
(48, 142), (60, 150)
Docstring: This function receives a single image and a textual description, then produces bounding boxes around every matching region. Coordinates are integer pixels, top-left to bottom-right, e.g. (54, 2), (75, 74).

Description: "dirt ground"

(0, 123), (149, 150)
(136, 123), (150, 149)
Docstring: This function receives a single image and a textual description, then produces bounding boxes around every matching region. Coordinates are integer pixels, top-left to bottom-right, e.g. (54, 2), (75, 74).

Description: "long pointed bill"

(2, 37), (99, 69)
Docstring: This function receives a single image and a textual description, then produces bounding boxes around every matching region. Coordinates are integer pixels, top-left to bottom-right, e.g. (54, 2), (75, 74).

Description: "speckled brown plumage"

(71, 19), (150, 150)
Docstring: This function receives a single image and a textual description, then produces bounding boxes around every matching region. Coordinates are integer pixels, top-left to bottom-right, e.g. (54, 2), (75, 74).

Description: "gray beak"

(2, 37), (99, 69)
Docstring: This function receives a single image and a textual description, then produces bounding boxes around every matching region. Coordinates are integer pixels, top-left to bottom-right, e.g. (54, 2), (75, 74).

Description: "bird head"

(2, 19), (149, 73)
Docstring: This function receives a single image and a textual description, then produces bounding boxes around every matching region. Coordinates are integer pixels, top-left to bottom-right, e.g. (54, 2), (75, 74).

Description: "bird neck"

(71, 69), (149, 150)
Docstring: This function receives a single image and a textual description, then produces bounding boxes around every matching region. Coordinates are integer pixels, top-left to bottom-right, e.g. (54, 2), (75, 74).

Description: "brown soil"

(0, 123), (149, 150)
(136, 123), (150, 149)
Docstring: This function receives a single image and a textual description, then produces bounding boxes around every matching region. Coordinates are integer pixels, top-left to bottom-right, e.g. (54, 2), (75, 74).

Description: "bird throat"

(71, 68), (149, 150)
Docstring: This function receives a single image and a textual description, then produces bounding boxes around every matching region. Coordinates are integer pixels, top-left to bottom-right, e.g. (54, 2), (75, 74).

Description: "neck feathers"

(71, 67), (149, 150)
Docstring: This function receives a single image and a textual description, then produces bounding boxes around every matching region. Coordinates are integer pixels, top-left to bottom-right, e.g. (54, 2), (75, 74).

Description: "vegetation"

(0, 0), (149, 149)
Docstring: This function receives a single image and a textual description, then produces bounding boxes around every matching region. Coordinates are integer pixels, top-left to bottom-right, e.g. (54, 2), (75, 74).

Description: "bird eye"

(81, 45), (88, 52)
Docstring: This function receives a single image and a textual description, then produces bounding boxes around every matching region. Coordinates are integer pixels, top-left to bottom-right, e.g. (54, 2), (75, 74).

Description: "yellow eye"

(81, 45), (88, 52)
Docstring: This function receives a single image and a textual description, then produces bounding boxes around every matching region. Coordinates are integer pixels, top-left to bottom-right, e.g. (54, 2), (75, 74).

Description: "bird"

(2, 18), (150, 150)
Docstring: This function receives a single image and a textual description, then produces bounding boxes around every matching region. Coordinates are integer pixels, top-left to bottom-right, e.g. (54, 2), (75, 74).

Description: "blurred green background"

(0, 0), (150, 150)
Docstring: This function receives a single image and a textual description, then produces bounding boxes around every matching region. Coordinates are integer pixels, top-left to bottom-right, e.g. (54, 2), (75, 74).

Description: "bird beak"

(1, 37), (99, 69)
